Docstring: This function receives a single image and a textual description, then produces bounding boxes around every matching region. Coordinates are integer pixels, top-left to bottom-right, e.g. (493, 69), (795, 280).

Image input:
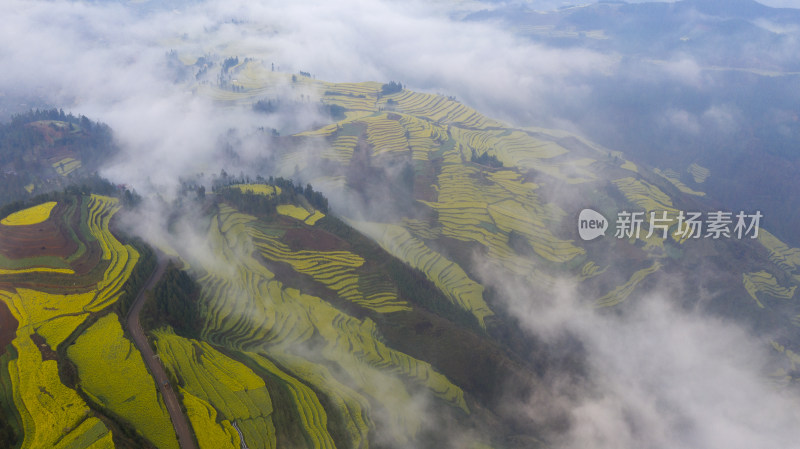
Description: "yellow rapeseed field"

(68, 314), (179, 449)
(1, 201), (57, 226)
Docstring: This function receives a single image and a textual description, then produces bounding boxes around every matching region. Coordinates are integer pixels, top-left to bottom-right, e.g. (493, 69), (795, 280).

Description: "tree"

(381, 81), (404, 95)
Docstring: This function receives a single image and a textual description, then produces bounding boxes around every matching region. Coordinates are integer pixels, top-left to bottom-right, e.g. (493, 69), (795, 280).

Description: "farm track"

(126, 256), (197, 449)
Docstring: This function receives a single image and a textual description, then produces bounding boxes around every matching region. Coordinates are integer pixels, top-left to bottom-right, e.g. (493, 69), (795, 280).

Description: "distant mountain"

(466, 0), (800, 70)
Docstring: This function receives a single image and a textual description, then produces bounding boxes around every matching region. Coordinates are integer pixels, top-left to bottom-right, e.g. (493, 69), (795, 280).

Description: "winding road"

(125, 257), (198, 449)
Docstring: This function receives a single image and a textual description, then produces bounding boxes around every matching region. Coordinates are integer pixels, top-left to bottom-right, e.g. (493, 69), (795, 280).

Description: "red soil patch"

(28, 121), (67, 146)
(0, 299), (17, 356)
(0, 202), (78, 259)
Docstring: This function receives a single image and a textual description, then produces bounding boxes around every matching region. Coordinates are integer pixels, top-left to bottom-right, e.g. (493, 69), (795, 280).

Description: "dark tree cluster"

(381, 81), (404, 95)
(0, 109), (118, 206)
(0, 414), (17, 449)
(221, 56), (240, 73)
(210, 172), (330, 216)
(114, 238), (156, 318)
(299, 71), (312, 78)
(470, 149), (503, 168)
(253, 98), (345, 121)
(253, 99), (279, 114)
(141, 262), (201, 337)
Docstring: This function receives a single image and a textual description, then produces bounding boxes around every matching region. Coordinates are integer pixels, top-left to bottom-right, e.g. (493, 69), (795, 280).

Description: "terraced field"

(68, 314), (178, 449)
(52, 157), (82, 177)
(248, 222), (409, 313)
(654, 168), (705, 196)
(355, 221), (492, 327)
(153, 328), (276, 449)
(421, 164), (583, 270)
(178, 203), (468, 447)
(743, 271), (797, 308)
(4, 326), (112, 449)
(595, 261), (663, 308)
(758, 230), (800, 274)
(0, 194), (156, 448)
(381, 90), (503, 129)
(687, 162), (711, 183)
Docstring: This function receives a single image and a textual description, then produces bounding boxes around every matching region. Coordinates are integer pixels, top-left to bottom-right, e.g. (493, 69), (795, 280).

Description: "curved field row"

(0, 267), (74, 275)
(399, 114), (447, 161)
(153, 328), (276, 449)
(244, 352), (336, 449)
(595, 261), (662, 308)
(486, 170), (540, 202)
(425, 164), (583, 266)
(320, 81), (380, 111)
(383, 90), (503, 129)
(0, 197), (137, 344)
(2, 289), (96, 346)
(0, 195), (141, 449)
(195, 206), (469, 443)
(612, 177), (678, 215)
(434, 165), (516, 204)
(0, 287), (113, 448)
(654, 168), (706, 197)
(688, 163), (711, 183)
(579, 261), (607, 281)
(276, 204), (311, 222)
(355, 221), (492, 327)
(322, 81), (382, 98)
(742, 271), (797, 308)
(448, 127), (599, 183)
(488, 199), (584, 263)
(451, 127), (567, 161)
(254, 350), (372, 449)
(621, 160), (638, 172)
(401, 218), (441, 240)
(84, 195), (139, 312)
(279, 149), (310, 174)
(294, 113), (369, 138)
(67, 314), (178, 449)
(322, 93), (378, 111)
(305, 211), (326, 226)
(758, 230), (800, 274)
(362, 115), (409, 156)
(1, 202), (57, 226)
(323, 316), (468, 414)
(227, 62), (291, 91)
(6, 330), (112, 449)
(181, 389), (241, 449)
(321, 134), (358, 163)
(249, 226), (410, 313)
(53, 157), (81, 176)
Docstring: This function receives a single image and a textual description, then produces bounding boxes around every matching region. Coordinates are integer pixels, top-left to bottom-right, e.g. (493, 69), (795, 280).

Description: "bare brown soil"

(284, 227), (349, 252)
(0, 299), (17, 356)
(0, 201), (77, 259)
(30, 333), (57, 361)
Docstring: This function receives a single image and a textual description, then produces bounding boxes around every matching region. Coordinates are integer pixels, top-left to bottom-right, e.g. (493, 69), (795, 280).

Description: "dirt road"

(125, 257), (198, 449)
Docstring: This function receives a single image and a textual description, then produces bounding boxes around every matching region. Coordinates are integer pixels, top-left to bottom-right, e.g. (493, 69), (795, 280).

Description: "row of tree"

(210, 172), (329, 214)
(141, 262), (201, 337)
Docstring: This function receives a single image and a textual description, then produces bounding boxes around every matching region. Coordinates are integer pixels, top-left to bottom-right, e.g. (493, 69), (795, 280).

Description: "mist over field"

(2, 0), (800, 448)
